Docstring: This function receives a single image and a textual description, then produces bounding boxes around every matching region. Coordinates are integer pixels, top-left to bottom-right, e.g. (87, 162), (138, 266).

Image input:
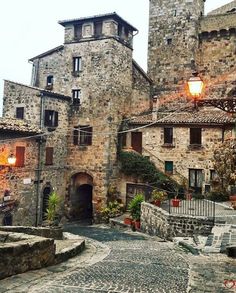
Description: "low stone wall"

(0, 231), (55, 279)
(141, 202), (213, 240)
(0, 226), (63, 240)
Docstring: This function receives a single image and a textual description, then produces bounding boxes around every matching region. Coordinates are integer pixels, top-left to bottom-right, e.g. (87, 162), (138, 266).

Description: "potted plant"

(151, 189), (167, 207)
(128, 194), (144, 230)
(46, 191), (62, 226)
(171, 184), (181, 207)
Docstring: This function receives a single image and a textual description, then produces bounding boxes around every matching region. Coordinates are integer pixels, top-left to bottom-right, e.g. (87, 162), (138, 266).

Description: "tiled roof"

(0, 117), (42, 134)
(5, 80), (72, 101)
(29, 45), (64, 62)
(129, 110), (235, 126)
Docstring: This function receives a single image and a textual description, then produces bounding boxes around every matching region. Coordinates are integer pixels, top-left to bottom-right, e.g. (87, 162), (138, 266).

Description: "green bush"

(46, 192), (62, 226)
(128, 194), (144, 221)
(101, 201), (123, 222)
(119, 151), (181, 196)
(207, 191), (229, 202)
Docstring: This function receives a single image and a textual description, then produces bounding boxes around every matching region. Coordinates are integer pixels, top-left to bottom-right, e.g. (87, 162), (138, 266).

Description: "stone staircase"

(203, 224), (236, 254)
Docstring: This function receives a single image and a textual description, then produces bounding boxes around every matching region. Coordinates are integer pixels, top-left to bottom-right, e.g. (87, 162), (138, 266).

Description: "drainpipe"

(35, 92), (44, 226)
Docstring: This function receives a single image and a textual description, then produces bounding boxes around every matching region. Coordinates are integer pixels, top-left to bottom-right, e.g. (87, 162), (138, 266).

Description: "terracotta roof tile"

(0, 117), (42, 134)
(129, 110), (235, 125)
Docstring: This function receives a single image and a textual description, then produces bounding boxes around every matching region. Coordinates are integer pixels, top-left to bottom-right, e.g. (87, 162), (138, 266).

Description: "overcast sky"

(0, 0), (231, 115)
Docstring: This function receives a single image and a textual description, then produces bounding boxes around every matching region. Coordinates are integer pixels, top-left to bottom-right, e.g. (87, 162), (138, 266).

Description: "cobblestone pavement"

(0, 224), (235, 293)
(0, 225), (189, 293)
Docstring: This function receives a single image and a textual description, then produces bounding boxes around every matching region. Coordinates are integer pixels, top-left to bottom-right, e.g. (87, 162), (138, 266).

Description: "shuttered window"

(165, 161), (173, 174)
(15, 146), (25, 167)
(45, 147), (53, 165)
(190, 128), (202, 145)
(44, 110), (58, 127)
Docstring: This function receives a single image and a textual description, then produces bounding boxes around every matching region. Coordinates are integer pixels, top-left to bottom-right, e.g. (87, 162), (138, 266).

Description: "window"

(189, 169), (203, 194)
(73, 57), (82, 73)
(46, 75), (53, 90)
(74, 24), (82, 39)
(164, 127), (173, 144)
(165, 161), (173, 174)
(73, 126), (92, 146)
(210, 170), (218, 181)
(44, 110), (58, 127)
(94, 21), (103, 37)
(72, 89), (81, 104)
(167, 38), (172, 45)
(16, 107), (24, 119)
(15, 146), (25, 167)
(45, 147), (53, 165)
(190, 128), (202, 145)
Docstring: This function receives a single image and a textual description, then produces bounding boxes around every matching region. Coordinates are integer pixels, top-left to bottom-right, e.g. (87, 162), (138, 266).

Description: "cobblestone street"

(0, 225), (235, 293)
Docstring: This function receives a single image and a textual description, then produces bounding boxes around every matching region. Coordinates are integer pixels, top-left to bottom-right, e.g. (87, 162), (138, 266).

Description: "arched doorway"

(42, 185), (52, 220)
(70, 173), (93, 222)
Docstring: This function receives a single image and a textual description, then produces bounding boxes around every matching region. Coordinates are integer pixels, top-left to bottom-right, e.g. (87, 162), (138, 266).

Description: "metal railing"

(162, 199), (215, 222)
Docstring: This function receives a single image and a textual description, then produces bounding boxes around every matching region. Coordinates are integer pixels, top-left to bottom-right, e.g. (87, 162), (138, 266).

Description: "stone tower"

(148, 0), (205, 93)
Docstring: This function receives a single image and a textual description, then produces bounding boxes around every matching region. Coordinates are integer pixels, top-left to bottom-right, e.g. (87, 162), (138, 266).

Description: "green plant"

(100, 201), (123, 222)
(207, 191), (229, 202)
(128, 194), (144, 221)
(46, 191), (61, 226)
(151, 189), (167, 201)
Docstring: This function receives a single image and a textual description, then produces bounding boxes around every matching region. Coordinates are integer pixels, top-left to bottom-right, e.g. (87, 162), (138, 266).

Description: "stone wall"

(3, 81), (70, 225)
(0, 226), (63, 240)
(141, 202), (213, 240)
(148, 0), (204, 91)
(0, 231), (55, 279)
(207, 0), (236, 15)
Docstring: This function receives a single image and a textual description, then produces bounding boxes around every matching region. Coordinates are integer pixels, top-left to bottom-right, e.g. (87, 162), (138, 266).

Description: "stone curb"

(178, 241), (200, 255)
(54, 239), (85, 264)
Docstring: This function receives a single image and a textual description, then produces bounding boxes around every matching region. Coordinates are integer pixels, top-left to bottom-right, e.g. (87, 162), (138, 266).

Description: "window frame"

(16, 107), (24, 120)
(44, 110), (58, 128)
(190, 128), (202, 146)
(164, 127), (173, 144)
(165, 161), (174, 175)
(73, 125), (93, 146)
(73, 57), (82, 73)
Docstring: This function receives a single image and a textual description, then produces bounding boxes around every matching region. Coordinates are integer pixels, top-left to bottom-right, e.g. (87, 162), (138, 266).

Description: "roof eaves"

(29, 45), (64, 62)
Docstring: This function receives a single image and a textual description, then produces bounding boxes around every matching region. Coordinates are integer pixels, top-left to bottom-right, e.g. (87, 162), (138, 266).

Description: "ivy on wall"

(119, 151), (180, 195)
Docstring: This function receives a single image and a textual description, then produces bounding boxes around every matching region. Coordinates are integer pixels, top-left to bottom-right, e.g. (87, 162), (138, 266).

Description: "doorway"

(70, 173), (93, 222)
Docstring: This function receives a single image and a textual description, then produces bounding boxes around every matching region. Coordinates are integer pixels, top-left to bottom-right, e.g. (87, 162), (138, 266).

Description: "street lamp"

(187, 72), (204, 108)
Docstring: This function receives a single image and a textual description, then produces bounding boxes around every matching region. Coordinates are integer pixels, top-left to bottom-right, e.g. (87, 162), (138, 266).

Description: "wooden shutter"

(44, 110), (51, 126)
(86, 127), (92, 145)
(131, 132), (142, 154)
(45, 147), (53, 165)
(15, 146), (25, 167)
(54, 111), (58, 127)
(73, 129), (79, 145)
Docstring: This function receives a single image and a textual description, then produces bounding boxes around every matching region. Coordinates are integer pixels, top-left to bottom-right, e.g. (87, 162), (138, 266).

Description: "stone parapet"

(141, 202), (213, 240)
(0, 231), (55, 279)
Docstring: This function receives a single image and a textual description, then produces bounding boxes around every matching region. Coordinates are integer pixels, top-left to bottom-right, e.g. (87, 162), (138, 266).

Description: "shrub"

(207, 191), (229, 202)
(151, 189), (167, 201)
(128, 194), (144, 221)
(100, 201), (123, 222)
(46, 192), (62, 226)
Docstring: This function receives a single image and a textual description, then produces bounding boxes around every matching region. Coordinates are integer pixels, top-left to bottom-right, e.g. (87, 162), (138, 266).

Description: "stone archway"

(70, 173), (93, 222)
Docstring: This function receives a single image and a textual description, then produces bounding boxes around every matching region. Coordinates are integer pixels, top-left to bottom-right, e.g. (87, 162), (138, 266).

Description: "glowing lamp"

(8, 154), (16, 166)
(187, 72), (204, 97)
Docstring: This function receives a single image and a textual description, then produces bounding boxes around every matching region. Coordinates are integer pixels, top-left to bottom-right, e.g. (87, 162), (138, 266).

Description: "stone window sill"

(188, 144), (203, 150)
(161, 143), (175, 148)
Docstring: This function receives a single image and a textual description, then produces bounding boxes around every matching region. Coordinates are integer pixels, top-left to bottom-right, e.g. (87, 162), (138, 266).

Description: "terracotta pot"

(186, 194), (192, 200)
(229, 195), (236, 202)
(172, 199), (180, 207)
(153, 200), (161, 207)
(134, 220), (140, 230)
(124, 217), (133, 225)
(231, 202), (236, 210)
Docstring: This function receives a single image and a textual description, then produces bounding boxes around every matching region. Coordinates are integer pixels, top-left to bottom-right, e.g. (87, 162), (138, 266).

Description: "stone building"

(2, 13), (151, 225)
(1, 1), (236, 225)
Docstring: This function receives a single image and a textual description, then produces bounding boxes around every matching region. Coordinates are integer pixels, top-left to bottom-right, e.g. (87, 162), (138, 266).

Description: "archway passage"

(42, 186), (52, 220)
(70, 173), (93, 222)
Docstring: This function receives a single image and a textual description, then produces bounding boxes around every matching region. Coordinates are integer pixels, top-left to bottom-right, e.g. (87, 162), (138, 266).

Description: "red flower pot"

(186, 194), (192, 201)
(134, 220), (140, 230)
(124, 217), (133, 225)
(172, 199), (180, 207)
(229, 195), (236, 202)
(153, 200), (161, 207)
